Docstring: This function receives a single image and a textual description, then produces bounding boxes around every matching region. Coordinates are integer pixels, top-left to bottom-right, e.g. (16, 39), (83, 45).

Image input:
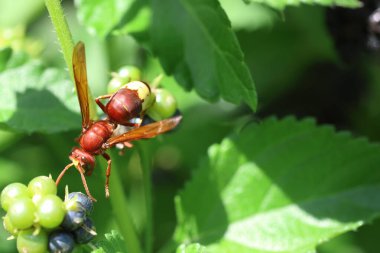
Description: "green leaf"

(174, 117), (380, 252)
(75, 0), (148, 37)
(0, 47), (12, 71)
(244, 0), (362, 10)
(93, 230), (128, 253)
(112, 2), (151, 36)
(151, 0), (257, 111)
(219, 0), (279, 31)
(0, 0), (44, 26)
(0, 158), (24, 186)
(177, 243), (207, 253)
(0, 60), (81, 133)
(75, 0), (130, 37)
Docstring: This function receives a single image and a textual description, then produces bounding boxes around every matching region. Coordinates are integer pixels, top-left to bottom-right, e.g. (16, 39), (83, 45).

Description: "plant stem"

(44, 0), (74, 80)
(44, 0), (98, 120)
(137, 142), (154, 253)
(109, 155), (143, 253)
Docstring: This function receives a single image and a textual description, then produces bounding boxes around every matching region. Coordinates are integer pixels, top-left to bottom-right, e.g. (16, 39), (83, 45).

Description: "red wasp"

(55, 42), (182, 201)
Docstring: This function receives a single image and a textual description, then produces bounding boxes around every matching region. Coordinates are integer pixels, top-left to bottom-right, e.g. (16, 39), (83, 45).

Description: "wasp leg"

(95, 94), (113, 114)
(102, 153), (112, 198)
(117, 141), (134, 156)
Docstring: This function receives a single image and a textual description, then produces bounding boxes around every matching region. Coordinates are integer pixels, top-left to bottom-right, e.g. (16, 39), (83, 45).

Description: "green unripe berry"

(28, 176), (57, 198)
(1, 182), (29, 211)
(118, 65), (141, 83)
(17, 228), (48, 253)
(3, 214), (18, 235)
(108, 77), (124, 94)
(147, 89), (177, 121)
(37, 195), (65, 229)
(107, 65), (141, 93)
(8, 197), (36, 230)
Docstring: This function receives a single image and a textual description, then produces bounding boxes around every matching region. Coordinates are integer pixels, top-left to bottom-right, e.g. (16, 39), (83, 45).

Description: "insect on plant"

(55, 42), (182, 201)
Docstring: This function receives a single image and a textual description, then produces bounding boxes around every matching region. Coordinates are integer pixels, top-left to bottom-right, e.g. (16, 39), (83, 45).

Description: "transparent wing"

(73, 42), (91, 129)
(105, 116), (182, 148)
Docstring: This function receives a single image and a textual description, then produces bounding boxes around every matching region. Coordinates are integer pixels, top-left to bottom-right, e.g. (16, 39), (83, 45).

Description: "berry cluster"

(1, 176), (96, 253)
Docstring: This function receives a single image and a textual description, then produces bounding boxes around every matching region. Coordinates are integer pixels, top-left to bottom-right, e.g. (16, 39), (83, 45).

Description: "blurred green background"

(0, 0), (380, 252)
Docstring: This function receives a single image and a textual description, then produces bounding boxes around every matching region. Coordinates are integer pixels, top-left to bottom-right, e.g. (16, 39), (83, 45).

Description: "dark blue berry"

(73, 218), (96, 244)
(141, 115), (156, 126)
(48, 231), (75, 253)
(61, 210), (86, 231)
(67, 192), (93, 214)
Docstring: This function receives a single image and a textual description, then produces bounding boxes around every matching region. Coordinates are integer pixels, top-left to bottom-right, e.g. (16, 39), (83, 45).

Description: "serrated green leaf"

(93, 230), (128, 253)
(244, 0), (361, 10)
(75, 0), (148, 37)
(174, 117), (380, 252)
(151, 0), (257, 111)
(177, 243), (207, 253)
(0, 60), (81, 133)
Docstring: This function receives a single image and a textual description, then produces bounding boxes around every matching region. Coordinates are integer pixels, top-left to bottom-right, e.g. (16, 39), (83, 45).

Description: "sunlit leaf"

(75, 0), (148, 38)
(0, 60), (81, 133)
(151, 0), (257, 111)
(174, 117), (380, 252)
(177, 243), (207, 253)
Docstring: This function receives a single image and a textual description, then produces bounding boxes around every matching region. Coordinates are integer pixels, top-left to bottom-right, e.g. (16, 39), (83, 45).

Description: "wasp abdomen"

(105, 88), (142, 125)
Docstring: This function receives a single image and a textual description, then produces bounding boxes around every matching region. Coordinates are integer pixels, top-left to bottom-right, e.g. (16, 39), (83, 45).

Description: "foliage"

(0, 60), (80, 133)
(92, 230), (128, 253)
(174, 117), (380, 252)
(243, 0), (362, 10)
(0, 0), (380, 253)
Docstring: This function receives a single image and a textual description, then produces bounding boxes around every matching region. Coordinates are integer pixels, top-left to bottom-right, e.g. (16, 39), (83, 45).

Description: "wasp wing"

(73, 42), (91, 129)
(105, 116), (182, 148)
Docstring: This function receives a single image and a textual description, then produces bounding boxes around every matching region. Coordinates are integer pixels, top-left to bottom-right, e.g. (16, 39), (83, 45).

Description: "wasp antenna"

(56, 162), (75, 186)
(76, 164), (97, 202)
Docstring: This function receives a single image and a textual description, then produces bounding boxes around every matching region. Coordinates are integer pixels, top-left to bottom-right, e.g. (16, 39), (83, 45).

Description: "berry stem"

(137, 142), (154, 253)
(44, 0), (74, 80)
(107, 155), (143, 253)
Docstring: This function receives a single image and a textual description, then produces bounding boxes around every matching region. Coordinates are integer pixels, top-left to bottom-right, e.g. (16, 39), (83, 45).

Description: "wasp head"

(69, 148), (96, 176)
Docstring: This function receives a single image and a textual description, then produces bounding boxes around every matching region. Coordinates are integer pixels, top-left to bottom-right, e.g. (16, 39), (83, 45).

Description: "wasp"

(55, 42), (182, 201)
